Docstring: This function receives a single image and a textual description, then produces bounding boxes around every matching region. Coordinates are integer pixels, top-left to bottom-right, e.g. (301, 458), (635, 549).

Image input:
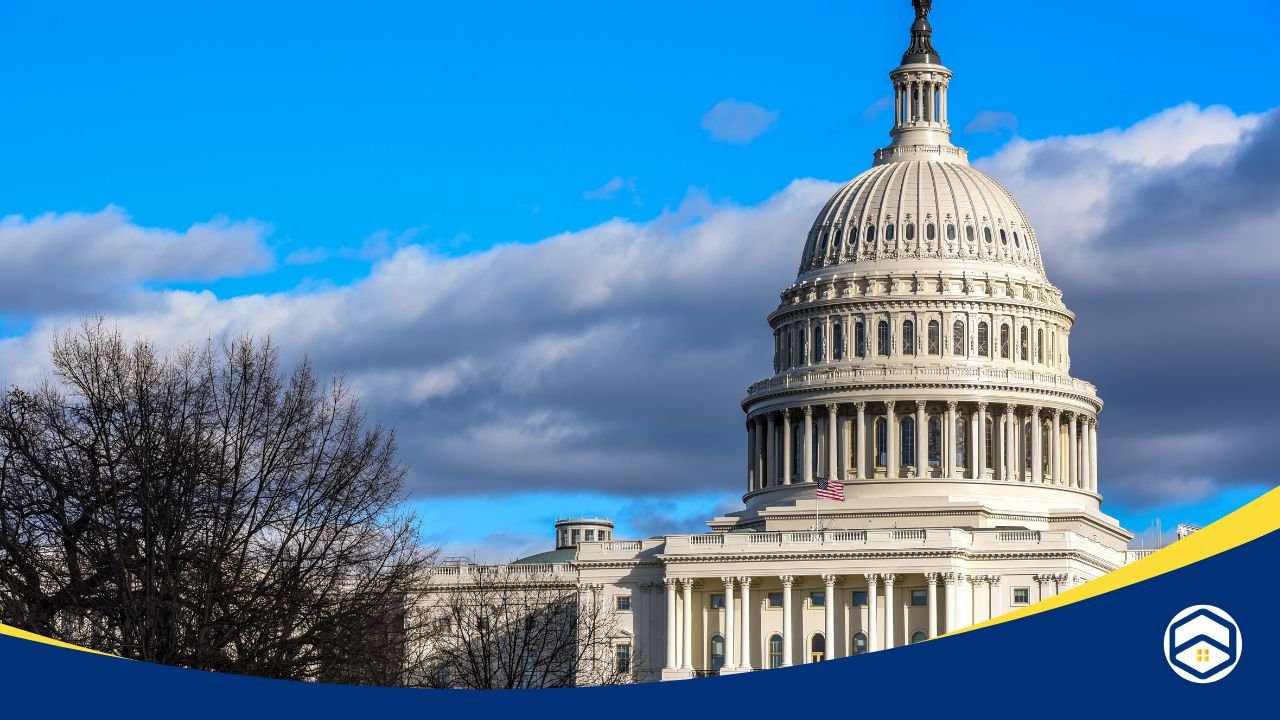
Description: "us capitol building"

(426, 0), (1133, 682)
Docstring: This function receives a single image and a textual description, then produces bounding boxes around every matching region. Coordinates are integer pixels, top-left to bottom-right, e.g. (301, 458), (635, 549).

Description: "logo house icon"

(1163, 605), (1242, 683)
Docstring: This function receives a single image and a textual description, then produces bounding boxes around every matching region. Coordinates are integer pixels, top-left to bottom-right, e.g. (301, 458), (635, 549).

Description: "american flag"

(816, 476), (845, 501)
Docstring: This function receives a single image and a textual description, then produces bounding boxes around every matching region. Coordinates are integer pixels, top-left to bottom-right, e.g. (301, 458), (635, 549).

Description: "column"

(722, 577), (736, 671)
(826, 404), (839, 480)
(1067, 413), (1079, 489)
(882, 574), (896, 649)
(1005, 405), (1017, 482)
(925, 573), (939, 639)
(802, 406), (814, 483)
(855, 402), (867, 480)
(781, 411), (793, 485)
(1031, 406), (1043, 484)
(823, 574), (837, 659)
(894, 82), (903, 126)
(680, 578), (694, 671)
(865, 574), (880, 651)
(664, 578), (677, 670)
(886, 401), (899, 478)
(945, 401), (958, 479)
(766, 413), (777, 487)
(957, 575), (970, 629)
(974, 402), (987, 480)
(1089, 419), (1099, 493)
(781, 576), (794, 667)
(755, 419), (766, 490)
(738, 577), (753, 670)
(943, 573), (957, 634)
(987, 576), (1002, 620)
(940, 81), (948, 124)
(915, 400), (928, 478)
(1050, 410), (1061, 485)
(746, 419), (757, 491)
(1034, 575), (1049, 603)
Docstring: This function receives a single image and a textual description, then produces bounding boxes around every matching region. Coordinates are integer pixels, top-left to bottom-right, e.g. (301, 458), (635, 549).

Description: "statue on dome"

(914, 0), (933, 19)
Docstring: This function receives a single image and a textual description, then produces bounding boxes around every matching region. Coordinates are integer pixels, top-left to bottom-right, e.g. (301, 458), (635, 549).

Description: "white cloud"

(964, 110), (1019, 136)
(700, 99), (778, 144)
(582, 176), (637, 201)
(861, 94), (894, 120)
(0, 207), (272, 314)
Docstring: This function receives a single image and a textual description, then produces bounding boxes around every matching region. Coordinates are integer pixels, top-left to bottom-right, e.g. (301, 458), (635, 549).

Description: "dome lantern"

(882, 0), (959, 160)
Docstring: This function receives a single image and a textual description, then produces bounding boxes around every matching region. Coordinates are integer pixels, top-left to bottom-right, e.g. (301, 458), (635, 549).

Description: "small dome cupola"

(554, 517), (614, 549)
(882, 0), (957, 158)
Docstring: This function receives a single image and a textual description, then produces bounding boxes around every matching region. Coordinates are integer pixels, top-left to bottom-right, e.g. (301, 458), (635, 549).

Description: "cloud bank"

(0, 103), (1275, 515)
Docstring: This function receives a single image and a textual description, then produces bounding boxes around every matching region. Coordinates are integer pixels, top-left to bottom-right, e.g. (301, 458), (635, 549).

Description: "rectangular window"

(810, 591), (825, 608)
(710, 593), (725, 609)
(767, 592), (783, 608)
(911, 589), (927, 606)
(615, 595), (631, 611)
(571, 529), (581, 545)
(852, 590), (868, 606)
(585, 529), (595, 542)
(1013, 587), (1030, 605)
(616, 644), (631, 674)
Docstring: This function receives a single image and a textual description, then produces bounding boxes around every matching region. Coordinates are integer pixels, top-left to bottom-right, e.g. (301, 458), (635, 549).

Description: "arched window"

(984, 417), (994, 470)
(799, 326), (809, 365)
(946, 223), (956, 241)
(875, 418), (888, 467)
(977, 322), (990, 357)
(877, 320), (890, 357)
(1042, 423), (1051, 475)
(768, 634), (783, 669)
(901, 416), (916, 468)
(885, 224), (895, 241)
(1037, 328), (1044, 363)
(928, 416), (942, 467)
(911, 631), (927, 645)
(852, 632), (868, 655)
(999, 228), (1008, 245)
(1020, 326), (1029, 361)
(926, 223), (936, 241)
(927, 319), (940, 355)
(905, 223), (915, 241)
(818, 232), (828, 257)
(984, 227), (993, 244)
(832, 229), (842, 251)
(793, 423), (803, 482)
(849, 227), (859, 252)
(773, 331), (781, 373)
(1024, 422), (1033, 472)
(866, 225), (876, 243)
(1000, 323), (1010, 359)
(955, 416), (968, 468)
(965, 225), (975, 242)
(952, 320), (965, 356)
(1013, 231), (1021, 248)
(710, 635), (726, 671)
(855, 321), (866, 358)
(810, 634), (826, 663)
(833, 321), (844, 361)
(781, 330), (791, 369)
(812, 324), (824, 364)
(902, 319), (915, 355)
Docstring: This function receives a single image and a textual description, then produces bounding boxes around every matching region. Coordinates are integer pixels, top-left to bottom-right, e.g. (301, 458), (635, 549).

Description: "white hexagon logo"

(1163, 605), (1242, 683)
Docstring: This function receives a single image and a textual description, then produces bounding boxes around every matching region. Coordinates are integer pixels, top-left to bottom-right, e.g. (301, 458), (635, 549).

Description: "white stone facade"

(424, 0), (1132, 684)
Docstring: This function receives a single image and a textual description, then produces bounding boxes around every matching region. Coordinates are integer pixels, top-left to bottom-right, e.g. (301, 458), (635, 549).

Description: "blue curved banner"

(2, 521), (1273, 717)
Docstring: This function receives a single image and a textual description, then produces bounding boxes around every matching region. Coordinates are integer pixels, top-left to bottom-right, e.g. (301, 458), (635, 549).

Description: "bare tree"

(0, 320), (433, 683)
(411, 564), (641, 689)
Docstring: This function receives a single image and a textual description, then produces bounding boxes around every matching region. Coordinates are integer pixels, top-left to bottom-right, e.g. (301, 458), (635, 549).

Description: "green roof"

(511, 548), (577, 565)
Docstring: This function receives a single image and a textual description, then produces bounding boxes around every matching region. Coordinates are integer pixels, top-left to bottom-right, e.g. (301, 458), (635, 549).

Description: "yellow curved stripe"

(950, 485), (1280, 636)
(0, 622), (115, 656)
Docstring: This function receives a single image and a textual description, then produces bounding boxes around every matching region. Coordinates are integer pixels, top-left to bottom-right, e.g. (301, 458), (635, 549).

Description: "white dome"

(799, 160), (1046, 281)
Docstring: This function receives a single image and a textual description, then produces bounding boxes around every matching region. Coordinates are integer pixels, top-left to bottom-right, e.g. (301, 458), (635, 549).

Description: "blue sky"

(1, 0), (1278, 560)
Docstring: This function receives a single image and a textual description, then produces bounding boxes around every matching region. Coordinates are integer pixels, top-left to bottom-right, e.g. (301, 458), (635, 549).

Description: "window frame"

(615, 595), (632, 612)
(1012, 587), (1031, 605)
